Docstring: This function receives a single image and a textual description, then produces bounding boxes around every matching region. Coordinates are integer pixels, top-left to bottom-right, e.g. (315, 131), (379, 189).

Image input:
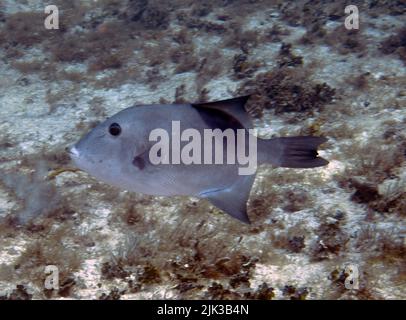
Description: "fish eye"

(109, 123), (121, 136)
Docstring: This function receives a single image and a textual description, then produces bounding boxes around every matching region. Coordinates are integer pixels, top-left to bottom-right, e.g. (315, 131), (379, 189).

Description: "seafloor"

(0, 0), (405, 299)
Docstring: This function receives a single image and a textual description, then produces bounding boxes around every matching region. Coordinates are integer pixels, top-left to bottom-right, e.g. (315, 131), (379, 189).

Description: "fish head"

(69, 107), (147, 186)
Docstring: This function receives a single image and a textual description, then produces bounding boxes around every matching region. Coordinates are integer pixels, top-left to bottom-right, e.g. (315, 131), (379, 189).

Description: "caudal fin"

(259, 136), (329, 168)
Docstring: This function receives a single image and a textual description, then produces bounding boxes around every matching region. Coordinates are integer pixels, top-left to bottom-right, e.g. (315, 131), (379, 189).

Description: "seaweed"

(176, 11), (227, 34)
(346, 72), (370, 91)
(196, 49), (225, 88)
(240, 67), (335, 118)
(123, 206), (143, 226)
(336, 139), (406, 217)
(356, 225), (405, 263)
(99, 288), (125, 300)
(287, 236), (306, 253)
(174, 276), (203, 294)
(170, 42), (199, 74)
(88, 54), (123, 72)
(174, 84), (187, 103)
(207, 280), (276, 300)
(200, 255), (255, 279)
(263, 24), (290, 43)
(97, 206), (262, 298)
(198, 87), (210, 103)
(310, 219), (348, 261)
(139, 6), (170, 30)
(11, 60), (44, 75)
(282, 285), (309, 300)
(101, 260), (160, 288)
(12, 237), (81, 299)
(0, 285), (32, 300)
(0, 134), (15, 150)
(223, 22), (259, 53)
(282, 189), (312, 213)
(175, 53), (199, 74)
(380, 27), (406, 65)
(2, 11), (51, 48)
(229, 272), (250, 289)
(348, 177), (380, 204)
(125, 0), (149, 22)
(191, 3), (212, 17)
(232, 53), (259, 79)
(101, 260), (130, 280)
(137, 263), (161, 285)
(145, 66), (166, 89)
(0, 161), (71, 224)
(271, 228), (307, 254)
(329, 268), (348, 292)
(245, 282), (275, 300)
(49, 21), (133, 65)
(125, 0), (169, 29)
(58, 277), (76, 297)
(324, 27), (366, 56)
(206, 282), (237, 299)
(277, 43), (303, 68)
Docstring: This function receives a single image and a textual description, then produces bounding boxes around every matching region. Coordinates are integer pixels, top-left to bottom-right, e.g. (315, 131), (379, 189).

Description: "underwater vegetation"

(0, 0), (405, 299)
(380, 26), (406, 65)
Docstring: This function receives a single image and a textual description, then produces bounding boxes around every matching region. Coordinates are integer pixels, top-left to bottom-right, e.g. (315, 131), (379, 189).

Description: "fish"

(69, 95), (328, 224)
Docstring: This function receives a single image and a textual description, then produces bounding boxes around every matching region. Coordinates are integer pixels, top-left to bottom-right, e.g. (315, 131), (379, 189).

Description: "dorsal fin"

(199, 174), (255, 224)
(192, 95), (252, 129)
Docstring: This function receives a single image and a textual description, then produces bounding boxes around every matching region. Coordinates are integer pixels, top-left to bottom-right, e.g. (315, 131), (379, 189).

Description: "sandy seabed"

(0, 0), (405, 299)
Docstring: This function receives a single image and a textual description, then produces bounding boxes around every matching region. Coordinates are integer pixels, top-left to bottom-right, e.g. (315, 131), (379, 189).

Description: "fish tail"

(258, 136), (329, 168)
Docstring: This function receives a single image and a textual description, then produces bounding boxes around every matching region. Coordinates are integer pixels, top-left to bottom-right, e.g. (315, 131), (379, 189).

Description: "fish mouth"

(67, 146), (80, 158)
(66, 146), (85, 170)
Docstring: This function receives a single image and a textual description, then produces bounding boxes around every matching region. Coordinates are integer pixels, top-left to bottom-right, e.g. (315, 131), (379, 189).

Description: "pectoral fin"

(199, 174), (255, 224)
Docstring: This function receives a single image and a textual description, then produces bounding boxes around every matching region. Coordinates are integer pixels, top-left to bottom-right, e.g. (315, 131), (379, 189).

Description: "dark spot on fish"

(132, 156), (145, 170)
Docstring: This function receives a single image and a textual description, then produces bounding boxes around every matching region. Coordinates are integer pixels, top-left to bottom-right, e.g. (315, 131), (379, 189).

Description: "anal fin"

(199, 174), (255, 224)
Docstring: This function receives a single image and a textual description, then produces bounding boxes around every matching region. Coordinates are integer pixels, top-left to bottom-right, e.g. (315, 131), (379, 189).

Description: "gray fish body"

(73, 104), (241, 196)
(70, 96), (328, 223)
